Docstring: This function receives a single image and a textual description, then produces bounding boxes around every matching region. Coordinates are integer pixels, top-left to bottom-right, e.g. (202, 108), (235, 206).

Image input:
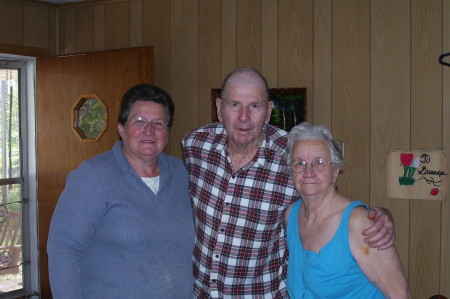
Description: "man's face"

(216, 83), (273, 150)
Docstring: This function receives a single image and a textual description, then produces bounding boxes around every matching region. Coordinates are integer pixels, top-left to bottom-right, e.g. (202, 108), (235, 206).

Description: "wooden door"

(36, 47), (154, 298)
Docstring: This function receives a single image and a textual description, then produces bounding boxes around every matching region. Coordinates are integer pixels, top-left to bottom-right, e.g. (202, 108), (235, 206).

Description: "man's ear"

(216, 97), (223, 122)
(266, 100), (274, 123)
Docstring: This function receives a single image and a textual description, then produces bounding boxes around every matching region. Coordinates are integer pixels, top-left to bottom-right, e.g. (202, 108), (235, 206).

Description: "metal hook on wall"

(439, 52), (450, 67)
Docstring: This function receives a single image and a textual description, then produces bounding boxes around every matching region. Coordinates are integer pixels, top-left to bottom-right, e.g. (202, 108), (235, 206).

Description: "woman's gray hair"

(286, 122), (344, 171)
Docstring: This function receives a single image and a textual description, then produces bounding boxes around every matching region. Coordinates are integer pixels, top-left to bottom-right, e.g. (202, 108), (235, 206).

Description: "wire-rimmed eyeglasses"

(290, 158), (334, 173)
(128, 116), (168, 130)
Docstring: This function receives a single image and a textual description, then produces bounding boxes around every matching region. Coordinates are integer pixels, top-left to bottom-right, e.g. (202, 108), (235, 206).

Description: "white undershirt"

(141, 176), (160, 194)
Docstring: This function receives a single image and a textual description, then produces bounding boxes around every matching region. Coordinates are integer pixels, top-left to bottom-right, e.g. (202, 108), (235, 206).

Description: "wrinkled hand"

(362, 207), (395, 250)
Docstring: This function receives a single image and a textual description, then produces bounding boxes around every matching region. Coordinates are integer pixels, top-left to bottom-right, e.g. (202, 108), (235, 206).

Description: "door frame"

(0, 53), (40, 298)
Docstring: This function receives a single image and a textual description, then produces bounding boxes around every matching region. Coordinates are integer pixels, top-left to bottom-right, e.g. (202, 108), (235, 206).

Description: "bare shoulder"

(348, 202), (411, 298)
(348, 204), (372, 240)
(349, 204), (371, 225)
(283, 202), (296, 227)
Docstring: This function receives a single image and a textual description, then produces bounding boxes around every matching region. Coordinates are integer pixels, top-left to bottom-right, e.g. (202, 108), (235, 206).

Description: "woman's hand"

(362, 207), (395, 250)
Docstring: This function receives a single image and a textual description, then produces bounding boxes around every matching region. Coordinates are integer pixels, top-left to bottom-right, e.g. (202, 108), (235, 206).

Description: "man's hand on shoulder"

(362, 207), (395, 250)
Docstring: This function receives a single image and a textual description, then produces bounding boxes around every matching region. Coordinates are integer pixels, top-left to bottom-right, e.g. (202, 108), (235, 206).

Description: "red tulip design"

(400, 153), (413, 166)
(400, 153), (413, 177)
(399, 153), (420, 185)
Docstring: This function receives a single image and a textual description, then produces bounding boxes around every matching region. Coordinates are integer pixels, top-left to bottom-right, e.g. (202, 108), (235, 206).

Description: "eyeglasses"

(128, 116), (168, 130)
(291, 158), (334, 173)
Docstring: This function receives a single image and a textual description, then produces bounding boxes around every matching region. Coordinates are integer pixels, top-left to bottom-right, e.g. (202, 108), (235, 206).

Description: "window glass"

(0, 68), (23, 293)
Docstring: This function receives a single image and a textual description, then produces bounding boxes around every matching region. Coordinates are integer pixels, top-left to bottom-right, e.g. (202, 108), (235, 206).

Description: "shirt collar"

(212, 124), (275, 168)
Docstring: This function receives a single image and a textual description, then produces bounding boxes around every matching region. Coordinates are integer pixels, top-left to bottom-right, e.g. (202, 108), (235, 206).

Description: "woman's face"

(291, 138), (339, 199)
(118, 101), (169, 164)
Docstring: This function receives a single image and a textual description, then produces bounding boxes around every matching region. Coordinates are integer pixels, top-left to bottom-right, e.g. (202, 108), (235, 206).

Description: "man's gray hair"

(220, 66), (270, 101)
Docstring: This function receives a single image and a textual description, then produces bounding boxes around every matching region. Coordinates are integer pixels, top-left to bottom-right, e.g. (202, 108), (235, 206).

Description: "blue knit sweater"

(47, 141), (194, 298)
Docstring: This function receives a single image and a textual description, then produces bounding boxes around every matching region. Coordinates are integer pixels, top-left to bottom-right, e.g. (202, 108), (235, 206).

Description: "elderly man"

(182, 67), (394, 298)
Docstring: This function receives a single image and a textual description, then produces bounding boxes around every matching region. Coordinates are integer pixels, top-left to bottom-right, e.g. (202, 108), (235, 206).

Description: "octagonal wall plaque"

(72, 94), (107, 142)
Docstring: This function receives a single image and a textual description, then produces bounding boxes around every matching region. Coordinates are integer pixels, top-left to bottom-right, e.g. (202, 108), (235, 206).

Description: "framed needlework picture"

(211, 88), (306, 132)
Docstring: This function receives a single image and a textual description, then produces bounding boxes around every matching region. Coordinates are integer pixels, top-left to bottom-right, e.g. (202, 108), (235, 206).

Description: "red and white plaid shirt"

(182, 123), (298, 298)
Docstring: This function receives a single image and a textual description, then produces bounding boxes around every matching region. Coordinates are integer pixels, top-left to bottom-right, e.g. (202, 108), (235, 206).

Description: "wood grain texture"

(24, 4), (49, 49)
(442, 2), (450, 296)
(104, 1), (130, 49)
(48, 6), (57, 55)
(221, 0), (237, 78)
(410, 200), (441, 297)
(142, 0), (170, 90)
(261, 0), (278, 87)
(130, 0), (142, 47)
(199, 0), (221, 125)
(236, 0), (261, 70)
(411, 0), (442, 148)
(370, 0), (410, 275)
(93, 4), (105, 51)
(0, 44), (49, 57)
(170, 0), (198, 157)
(0, 0), (24, 45)
(75, 6), (94, 52)
(62, 7), (76, 54)
(278, 0), (313, 120)
(410, 0), (442, 297)
(332, 0), (370, 201)
(313, 0), (331, 127)
(58, 7), (65, 54)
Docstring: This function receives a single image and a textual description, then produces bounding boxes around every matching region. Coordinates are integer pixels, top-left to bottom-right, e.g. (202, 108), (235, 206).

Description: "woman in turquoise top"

(284, 122), (410, 299)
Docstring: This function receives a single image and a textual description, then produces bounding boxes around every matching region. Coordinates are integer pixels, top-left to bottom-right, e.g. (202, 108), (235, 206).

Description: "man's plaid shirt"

(182, 123), (298, 298)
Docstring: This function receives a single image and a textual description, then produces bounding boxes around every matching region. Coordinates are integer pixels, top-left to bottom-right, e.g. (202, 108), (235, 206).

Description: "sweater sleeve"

(47, 162), (107, 299)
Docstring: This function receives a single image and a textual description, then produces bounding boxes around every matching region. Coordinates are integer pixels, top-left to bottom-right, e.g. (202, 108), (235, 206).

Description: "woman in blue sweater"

(47, 84), (194, 298)
(284, 122), (410, 299)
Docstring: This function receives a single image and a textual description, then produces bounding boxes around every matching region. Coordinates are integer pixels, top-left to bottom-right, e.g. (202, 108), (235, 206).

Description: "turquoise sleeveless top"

(286, 199), (385, 299)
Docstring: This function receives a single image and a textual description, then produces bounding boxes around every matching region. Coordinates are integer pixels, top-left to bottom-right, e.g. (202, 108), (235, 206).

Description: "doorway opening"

(0, 54), (39, 298)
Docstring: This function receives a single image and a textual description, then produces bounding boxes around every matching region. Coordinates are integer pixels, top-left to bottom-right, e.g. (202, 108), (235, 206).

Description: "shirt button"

(212, 279), (217, 283)
(215, 254), (219, 258)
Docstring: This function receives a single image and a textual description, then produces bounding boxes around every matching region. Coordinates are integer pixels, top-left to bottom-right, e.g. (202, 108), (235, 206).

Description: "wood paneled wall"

(1, 0), (449, 297)
(0, 0), (56, 54)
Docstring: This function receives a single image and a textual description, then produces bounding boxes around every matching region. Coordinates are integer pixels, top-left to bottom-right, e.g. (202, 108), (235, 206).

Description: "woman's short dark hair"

(118, 84), (174, 127)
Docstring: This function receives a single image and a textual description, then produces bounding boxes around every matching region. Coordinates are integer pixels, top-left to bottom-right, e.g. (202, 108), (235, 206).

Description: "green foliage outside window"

(0, 70), (21, 208)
